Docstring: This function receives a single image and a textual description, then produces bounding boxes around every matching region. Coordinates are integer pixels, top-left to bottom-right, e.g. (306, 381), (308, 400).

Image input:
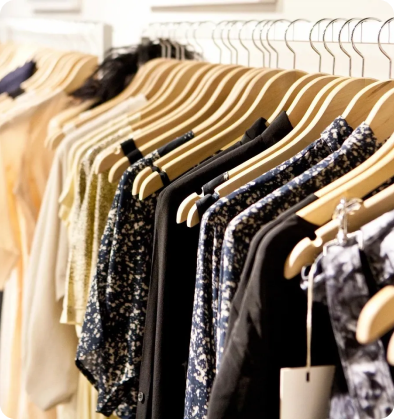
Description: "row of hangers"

(0, 42), (97, 94)
(47, 18), (394, 359)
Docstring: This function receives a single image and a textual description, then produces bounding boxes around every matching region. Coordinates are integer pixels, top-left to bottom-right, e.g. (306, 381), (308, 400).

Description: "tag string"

(306, 264), (316, 369)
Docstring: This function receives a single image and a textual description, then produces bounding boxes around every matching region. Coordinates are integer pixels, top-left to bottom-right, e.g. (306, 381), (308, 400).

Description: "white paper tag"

(280, 365), (335, 419)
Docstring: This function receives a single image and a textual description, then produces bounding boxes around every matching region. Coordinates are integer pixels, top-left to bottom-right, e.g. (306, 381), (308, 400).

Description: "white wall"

(2, 0), (394, 78)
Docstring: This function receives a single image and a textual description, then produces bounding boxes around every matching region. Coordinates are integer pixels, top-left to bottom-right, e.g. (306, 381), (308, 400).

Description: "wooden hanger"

(109, 65), (258, 184)
(129, 67), (280, 191)
(208, 77), (374, 202)
(181, 75), (343, 225)
(267, 73), (326, 123)
(48, 58), (176, 149)
(138, 68), (308, 200)
(67, 58), (172, 128)
(284, 100), (394, 280)
(129, 67), (263, 191)
(95, 62), (215, 174)
(59, 55), (98, 94)
(287, 80), (394, 199)
(357, 285), (394, 365)
(285, 179), (394, 278)
(45, 98), (97, 147)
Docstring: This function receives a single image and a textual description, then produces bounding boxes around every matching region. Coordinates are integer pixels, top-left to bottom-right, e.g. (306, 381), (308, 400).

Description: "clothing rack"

(0, 18), (112, 60)
(144, 19), (394, 79)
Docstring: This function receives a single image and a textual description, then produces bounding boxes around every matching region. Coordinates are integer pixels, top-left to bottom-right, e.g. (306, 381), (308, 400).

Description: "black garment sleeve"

(136, 112), (293, 419)
(207, 216), (339, 419)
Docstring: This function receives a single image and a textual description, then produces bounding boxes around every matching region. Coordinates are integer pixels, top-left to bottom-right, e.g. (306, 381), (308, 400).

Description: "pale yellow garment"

(0, 89), (71, 419)
(59, 124), (133, 227)
(59, 108), (144, 228)
(59, 108), (143, 226)
(61, 134), (121, 326)
(22, 103), (143, 417)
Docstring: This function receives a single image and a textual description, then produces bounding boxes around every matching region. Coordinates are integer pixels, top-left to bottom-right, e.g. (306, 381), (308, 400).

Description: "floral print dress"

(217, 122), (381, 367)
(76, 132), (196, 419)
(184, 117), (354, 419)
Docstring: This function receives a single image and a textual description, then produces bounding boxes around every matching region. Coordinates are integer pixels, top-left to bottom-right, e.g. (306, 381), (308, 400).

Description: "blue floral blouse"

(218, 122), (380, 367)
(76, 132), (196, 418)
(184, 117), (353, 419)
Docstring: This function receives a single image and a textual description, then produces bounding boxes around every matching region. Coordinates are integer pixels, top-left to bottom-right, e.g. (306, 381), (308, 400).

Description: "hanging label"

(281, 260), (335, 419)
(280, 365), (335, 419)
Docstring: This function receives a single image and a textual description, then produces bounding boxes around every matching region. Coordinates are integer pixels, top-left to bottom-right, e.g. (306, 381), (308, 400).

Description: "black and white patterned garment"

(217, 123), (380, 367)
(184, 117), (353, 419)
(76, 132), (195, 419)
(302, 209), (394, 419)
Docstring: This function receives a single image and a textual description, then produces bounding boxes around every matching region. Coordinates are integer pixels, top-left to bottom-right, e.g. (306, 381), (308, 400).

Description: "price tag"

(281, 261), (335, 419)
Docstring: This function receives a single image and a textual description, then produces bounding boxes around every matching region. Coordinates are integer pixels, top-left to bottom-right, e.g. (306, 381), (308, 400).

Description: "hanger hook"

(162, 23), (173, 59)
(339, 18), (361, 76)
(210, 21), (225, 63)
(323, 18), (346, 75)
(154, 23), (166, 58)
(285, 19), (310, 70)
(252, 20), (269, 67)
(170, 22), (181, 60)
(261, 20), (274, 67)
(309, 19), (331, 72)
(193, 21), (210, 60)
(239, 20), (257, 67)
(378, 18), (394, 79)
(179, 21), (193, 61)
(219, 21), (233, 63)
(267, 19), (291, 68)
(183, 22), (196, 59)
(226, 21), (239, 64)
(352, 17), (382, 77)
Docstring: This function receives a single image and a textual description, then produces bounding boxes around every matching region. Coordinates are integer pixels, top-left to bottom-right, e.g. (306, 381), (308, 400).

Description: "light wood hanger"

(95, 62), (215, 174)
(179, 74), (340, 225)
(130, 19), (284, 192)
(201, 18), (369, 203)
(109, 65), (258, 184)
(138, 67), (308, 200)
(209, 77), (374, 200)
(267, 72), (326, 123)
(48, 58), (178, 149)
(59, 55), (98, 94)
(67, 57), (173, 129)
(358, 285), (394, 345)
(284, 95), (394, 279)
(129, 68), (275, 192)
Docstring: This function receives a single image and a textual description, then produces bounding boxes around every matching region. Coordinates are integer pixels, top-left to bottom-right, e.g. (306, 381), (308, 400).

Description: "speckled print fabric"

(76, 150), (161, 418)
(217, 122), (380, 367)
(62, 134), (123, 326)
(302, 209), (394, 419)
(184, 117), (353, 419)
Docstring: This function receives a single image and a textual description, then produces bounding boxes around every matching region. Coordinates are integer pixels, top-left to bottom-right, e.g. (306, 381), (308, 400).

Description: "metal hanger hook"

(213, 21), (229, 63)
(323, 18), (347, 75)
(170, 22), (181, 60)
(239, 20), (258, 67)
(252, 20), (270, 67)
(193, 21), (210, 60)
(339, 18), (361, 76)
(378, 18), (394, 79)
(285, 19), (310, 70)
(309, 19), (331, 72)
(266, 19), (291, 69)
(176, 21), (192, 60)
(352, 17), (382, 77)
(226, 21), (239, 64)
(220, 21), (234, 64)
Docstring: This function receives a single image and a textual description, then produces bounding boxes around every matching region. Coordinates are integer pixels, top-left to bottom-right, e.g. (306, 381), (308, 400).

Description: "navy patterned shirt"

(218, 123), (381, 367)
(184, 117), (353, 419)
